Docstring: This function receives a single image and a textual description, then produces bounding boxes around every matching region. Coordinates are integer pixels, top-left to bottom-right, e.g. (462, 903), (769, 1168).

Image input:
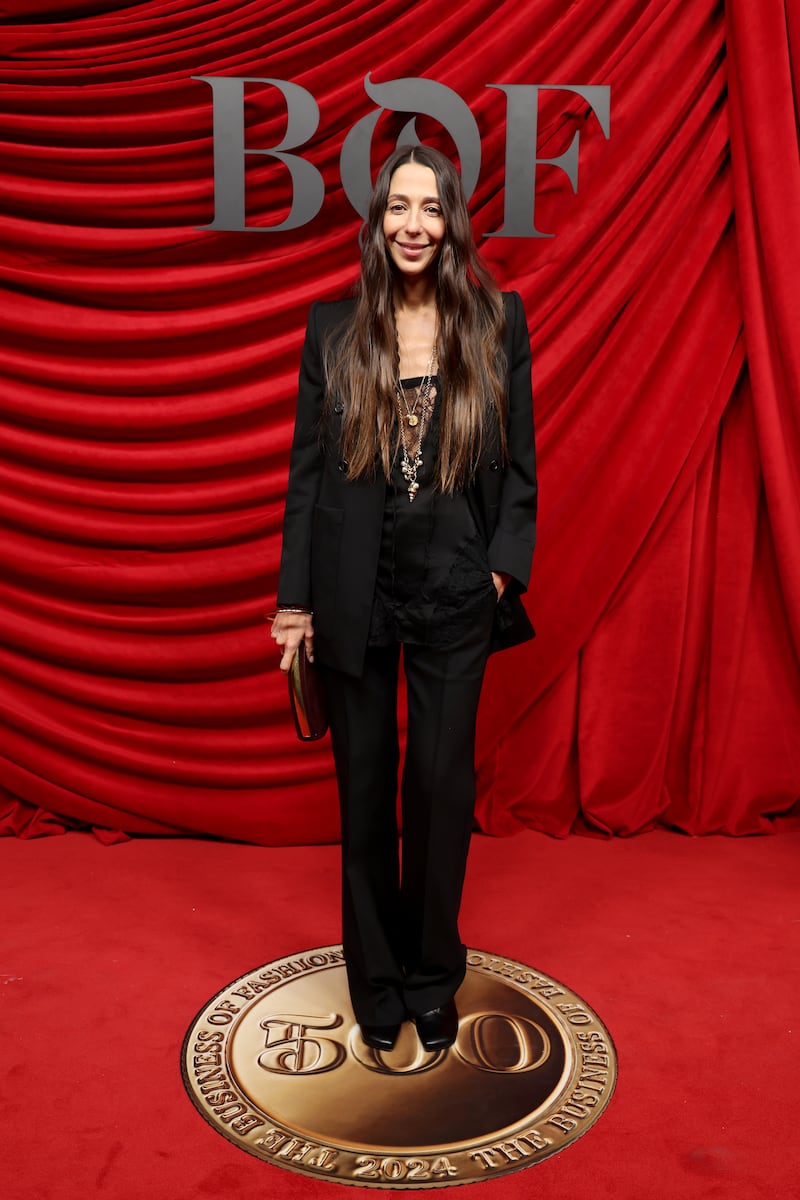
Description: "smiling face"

(382, 162), (445, 280)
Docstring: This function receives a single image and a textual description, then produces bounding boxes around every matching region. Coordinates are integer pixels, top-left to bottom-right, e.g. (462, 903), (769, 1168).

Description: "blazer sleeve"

(487, 290), (538, 592)
(276, 302), (325, 609)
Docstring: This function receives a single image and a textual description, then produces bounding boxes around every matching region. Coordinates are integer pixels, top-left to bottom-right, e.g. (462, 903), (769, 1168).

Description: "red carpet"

(3, 829), (798, 1198)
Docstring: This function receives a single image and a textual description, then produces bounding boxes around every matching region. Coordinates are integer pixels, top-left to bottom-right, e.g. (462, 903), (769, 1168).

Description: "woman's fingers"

(270, 613), (314, 672)
(491, 571), (512, 598)
(303, 626), (315, 663)
(278, 626), (304, 672)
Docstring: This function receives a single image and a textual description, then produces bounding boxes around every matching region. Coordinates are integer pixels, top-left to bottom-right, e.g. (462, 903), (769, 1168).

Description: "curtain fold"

(1, 0), (798, 843)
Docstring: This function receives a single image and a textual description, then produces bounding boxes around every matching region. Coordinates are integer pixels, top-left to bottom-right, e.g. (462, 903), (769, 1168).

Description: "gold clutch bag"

(288, 641), (328, 741)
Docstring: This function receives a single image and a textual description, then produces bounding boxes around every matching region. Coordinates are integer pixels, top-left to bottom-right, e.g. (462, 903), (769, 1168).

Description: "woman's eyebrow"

(387, 193), (441, 203)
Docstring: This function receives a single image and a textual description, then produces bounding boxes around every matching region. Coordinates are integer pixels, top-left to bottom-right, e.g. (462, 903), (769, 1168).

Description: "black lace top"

(368, 376), (496, 648)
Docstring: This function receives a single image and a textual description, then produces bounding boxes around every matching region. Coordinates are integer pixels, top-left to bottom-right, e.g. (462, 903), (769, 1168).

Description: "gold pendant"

(407, 413), (419, 427)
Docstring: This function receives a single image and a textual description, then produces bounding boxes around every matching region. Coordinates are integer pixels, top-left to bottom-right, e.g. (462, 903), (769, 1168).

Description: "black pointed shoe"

(359, 1022), (401, 1051)
(414, 999), (458, 1051)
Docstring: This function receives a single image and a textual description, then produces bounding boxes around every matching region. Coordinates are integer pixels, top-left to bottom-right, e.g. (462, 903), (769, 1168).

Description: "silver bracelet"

(266, 607), (313, 624)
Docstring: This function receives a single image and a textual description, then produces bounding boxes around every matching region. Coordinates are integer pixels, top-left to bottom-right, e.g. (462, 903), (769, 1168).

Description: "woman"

(271, 144), (537, 1054)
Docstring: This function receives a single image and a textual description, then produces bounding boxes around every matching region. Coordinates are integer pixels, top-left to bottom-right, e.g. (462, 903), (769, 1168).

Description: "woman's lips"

(397, 242), (430, 259)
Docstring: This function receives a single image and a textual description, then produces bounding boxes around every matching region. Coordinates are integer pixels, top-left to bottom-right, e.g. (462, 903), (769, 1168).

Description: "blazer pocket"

(311, 505), (344, 609)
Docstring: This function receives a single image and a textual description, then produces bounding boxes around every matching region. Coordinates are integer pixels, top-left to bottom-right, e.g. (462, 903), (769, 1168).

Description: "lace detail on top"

(368, 376), (495, 649)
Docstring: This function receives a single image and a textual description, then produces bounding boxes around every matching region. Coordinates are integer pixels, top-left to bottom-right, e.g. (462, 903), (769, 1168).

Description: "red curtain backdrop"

(1, 0), (798, 843)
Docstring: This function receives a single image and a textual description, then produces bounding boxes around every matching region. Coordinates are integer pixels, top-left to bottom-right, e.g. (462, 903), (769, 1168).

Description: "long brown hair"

(324, 144), (508, 493)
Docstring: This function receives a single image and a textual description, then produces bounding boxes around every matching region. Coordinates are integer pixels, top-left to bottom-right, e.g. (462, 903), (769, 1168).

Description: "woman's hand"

(491, 571), (512, 599)
(269, 610), (315, 673)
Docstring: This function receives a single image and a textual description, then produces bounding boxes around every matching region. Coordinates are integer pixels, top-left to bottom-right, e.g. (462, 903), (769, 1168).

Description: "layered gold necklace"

(394, 346), (437, 502)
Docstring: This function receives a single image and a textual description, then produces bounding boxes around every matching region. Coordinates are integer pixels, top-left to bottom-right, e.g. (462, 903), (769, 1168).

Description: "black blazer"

(277, 291), (537, 677)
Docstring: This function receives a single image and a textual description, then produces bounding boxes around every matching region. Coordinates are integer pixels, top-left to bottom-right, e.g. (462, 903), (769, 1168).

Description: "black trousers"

(321, 603), (495, 1026)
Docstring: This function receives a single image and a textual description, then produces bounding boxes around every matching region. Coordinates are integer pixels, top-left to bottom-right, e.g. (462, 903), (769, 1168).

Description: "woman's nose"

(404, 207), (422, 233)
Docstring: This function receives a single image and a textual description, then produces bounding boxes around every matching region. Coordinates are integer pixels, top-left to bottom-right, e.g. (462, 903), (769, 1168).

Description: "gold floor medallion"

(181, 946), (617, 1188)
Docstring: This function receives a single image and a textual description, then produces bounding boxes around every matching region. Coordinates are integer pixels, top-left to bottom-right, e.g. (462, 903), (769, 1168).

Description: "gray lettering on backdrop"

(193, 76), (323, 231)
(192, 74), (611, 237)
(488, 85), (611, 238)
(339, 73), (482, 217)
